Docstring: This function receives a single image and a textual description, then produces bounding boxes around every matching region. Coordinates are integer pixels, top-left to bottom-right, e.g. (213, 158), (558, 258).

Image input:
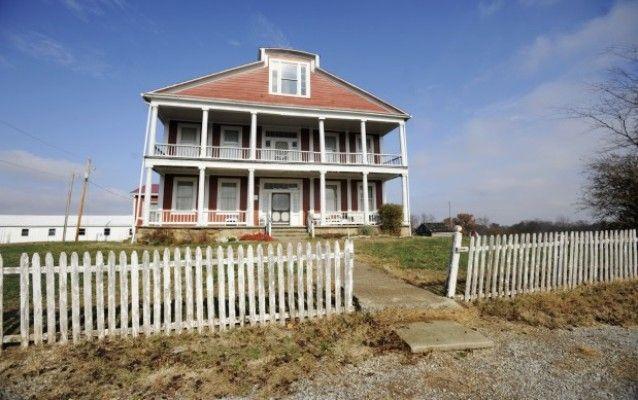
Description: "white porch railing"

(153, 143), (200, 158)
(206, 146), (250, 160)
(148, 210), (198, 225)
(204, 210), (247, 225)
(152, 143), (402, 166)
(257, 148), (320, 163)
(315, 211), (380, 226)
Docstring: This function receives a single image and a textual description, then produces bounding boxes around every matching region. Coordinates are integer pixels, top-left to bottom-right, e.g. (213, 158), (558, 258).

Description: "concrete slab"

(394, 320), (494, 353)
(354, 262), (459, 311)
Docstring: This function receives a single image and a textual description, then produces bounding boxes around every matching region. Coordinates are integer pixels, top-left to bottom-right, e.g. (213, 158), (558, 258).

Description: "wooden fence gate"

(0, 240), (354, 350)
(445, 228), (637, 301)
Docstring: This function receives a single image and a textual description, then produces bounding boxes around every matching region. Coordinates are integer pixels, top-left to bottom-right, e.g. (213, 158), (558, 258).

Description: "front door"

(274, 140), (289, 161)
(271, 192), (291, 225)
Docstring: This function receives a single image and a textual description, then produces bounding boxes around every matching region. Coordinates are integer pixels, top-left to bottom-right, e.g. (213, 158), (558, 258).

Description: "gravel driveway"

(287, 321), (638, 400)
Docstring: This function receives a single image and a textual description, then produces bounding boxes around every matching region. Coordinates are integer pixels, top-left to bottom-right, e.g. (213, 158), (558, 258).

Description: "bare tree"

(571, 46), (638, 226)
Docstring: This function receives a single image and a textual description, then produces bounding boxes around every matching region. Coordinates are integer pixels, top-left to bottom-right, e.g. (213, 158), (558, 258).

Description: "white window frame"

(172, 177), (197, 211)
(357, 182), (377, 211)
(324, 132), (340, 153)
(325, 181), (342, 212)
(177, 123), (201, 145)
(268, 59), (311, 98)
(216, 178), (241, 211)
(220, 126), (243, 148)
(355, 134), (375, 153)
(261, 126), (301, 149)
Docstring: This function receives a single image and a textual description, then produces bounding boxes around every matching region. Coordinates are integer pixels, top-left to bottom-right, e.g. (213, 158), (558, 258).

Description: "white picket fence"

(445, 228), (638, 301)
(0, 240), (354, 350)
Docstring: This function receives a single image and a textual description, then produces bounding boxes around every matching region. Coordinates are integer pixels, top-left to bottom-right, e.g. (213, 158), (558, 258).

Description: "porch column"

(401, 172), (410, 225)
(318, 117), (326, 163)
(319, 171), (326, 225)
(249, 112), (257, 160)
(360, 119), (368, 164)
(200, 108), (209, 158)
(247, 168), (255, 226)
(346, 178), (352, 212)
(197, 167), (206, 226)
(147, 105), (158, 156)
(399, 121), (408, 166)
(143, 167), (152, 225)
(362, 172), (369, 224)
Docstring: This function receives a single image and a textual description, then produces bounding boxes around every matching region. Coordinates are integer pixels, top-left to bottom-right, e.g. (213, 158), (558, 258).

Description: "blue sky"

(0, 0), (636, 223)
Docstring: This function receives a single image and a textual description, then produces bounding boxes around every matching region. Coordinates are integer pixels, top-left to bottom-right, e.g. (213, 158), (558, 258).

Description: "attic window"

(269, 60), (309, 97)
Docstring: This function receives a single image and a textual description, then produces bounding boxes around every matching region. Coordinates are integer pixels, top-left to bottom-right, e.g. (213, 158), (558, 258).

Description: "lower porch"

(139, 167), (409, 230)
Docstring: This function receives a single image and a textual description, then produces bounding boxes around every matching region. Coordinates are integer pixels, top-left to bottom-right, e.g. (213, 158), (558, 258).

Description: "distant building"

(414, 222), (455, 237)
(0, 215), (133, 244)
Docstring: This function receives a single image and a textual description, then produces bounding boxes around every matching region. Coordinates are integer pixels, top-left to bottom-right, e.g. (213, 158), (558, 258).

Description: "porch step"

(270, 227), (309, 240)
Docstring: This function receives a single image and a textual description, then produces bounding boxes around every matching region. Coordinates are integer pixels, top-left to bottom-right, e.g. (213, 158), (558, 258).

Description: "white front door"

(271, 192), (291, 225)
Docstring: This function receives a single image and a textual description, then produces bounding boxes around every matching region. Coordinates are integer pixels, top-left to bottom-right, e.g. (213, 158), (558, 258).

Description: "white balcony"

(152, 143), (403, 166)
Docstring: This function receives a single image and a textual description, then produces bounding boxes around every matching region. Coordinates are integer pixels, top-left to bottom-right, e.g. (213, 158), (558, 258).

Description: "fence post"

(446, 225), (463, 298)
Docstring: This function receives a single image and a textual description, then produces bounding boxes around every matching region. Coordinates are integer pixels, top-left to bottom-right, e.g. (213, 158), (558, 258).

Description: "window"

(269, 60), (309, 97)
(78, 228), (86, 236)
(129, 228), (133, 236)
(48, 228), (55, 236)
(21, 228), (29, 237)
(358, 184), (377, 211)
(178, 125), (199, 145)
(325, 184), (339, 212)
(325, 135), (338, 153)
(218, 180), (239, 211)
(174, 179), (196, 211)
(104, 228), (111, 236)
(221, 127), (241, 147)
(357, 135), (374, 153)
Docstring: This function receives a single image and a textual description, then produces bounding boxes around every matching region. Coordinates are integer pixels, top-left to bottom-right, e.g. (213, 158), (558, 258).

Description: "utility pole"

(62, 172), (76, 242)
(75, 158), (91, 242)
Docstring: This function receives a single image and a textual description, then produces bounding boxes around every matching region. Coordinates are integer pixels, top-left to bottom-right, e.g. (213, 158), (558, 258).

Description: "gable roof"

(144, 49), (409, 118)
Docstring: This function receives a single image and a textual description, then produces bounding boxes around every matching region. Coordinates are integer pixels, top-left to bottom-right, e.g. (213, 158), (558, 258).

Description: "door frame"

(259, 178), (303, 226)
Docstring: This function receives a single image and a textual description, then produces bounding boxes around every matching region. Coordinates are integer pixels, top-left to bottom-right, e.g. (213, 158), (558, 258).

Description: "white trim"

(324, 131), (340, 152)
(220, 125), (243, 147)
(261, 125), (301, 149)
(216, 178), (241, 211)
(357, 182), (377, 211)
(258, 178), (304, 226)
(177, 122), (201, 145)
(268, 59), (311, 98)
(325, 180), (342, 212)
(172, 176), (198, 211)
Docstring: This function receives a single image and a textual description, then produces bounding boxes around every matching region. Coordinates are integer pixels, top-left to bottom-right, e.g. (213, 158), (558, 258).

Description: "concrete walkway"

(353, 261), (459, 311)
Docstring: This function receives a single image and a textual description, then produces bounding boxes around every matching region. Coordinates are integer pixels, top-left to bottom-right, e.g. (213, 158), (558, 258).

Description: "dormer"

(260, 48), (319, 98)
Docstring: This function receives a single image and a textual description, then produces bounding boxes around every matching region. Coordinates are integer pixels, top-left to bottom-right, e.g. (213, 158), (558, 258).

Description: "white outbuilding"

(0, 215), (133, 244)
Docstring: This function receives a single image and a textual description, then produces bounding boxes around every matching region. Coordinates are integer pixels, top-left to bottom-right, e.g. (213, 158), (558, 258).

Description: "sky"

(0, 0), (637, 224)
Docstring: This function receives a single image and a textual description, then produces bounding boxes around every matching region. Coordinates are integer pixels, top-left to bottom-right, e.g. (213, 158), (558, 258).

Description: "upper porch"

(143, 103), (409, 170)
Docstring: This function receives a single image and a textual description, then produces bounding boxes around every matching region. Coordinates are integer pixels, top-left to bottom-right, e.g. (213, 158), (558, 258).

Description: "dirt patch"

(474, 280), (638, 328)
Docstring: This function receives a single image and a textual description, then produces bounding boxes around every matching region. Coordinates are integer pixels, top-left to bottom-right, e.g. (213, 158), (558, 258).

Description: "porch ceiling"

(157, 106), (398, 136)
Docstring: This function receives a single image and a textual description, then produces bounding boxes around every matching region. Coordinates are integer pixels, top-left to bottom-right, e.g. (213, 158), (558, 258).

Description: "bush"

(357, 225), (375, 236)
(378, 204), (403, 235)
(239, 232), (274, 242)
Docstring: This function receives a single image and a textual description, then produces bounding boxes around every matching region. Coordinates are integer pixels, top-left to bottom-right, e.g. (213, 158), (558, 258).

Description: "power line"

(88, 179), (130, 200)
(0, 119), (84, 160)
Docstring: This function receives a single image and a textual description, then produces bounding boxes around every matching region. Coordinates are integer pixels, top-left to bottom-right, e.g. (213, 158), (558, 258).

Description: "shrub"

(239, 232), (274, 242)
(378, 204), (403, 235)
(357, 225), (375, 236)
(139, 229), (174, 245)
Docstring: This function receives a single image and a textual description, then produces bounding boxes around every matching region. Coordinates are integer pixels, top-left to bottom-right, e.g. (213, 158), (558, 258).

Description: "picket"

(0, 239), (354, 349)
(447, 228), (638, 301)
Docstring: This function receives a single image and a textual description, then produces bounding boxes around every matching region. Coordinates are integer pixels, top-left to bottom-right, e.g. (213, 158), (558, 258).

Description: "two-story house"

(135, 48), (411, 239)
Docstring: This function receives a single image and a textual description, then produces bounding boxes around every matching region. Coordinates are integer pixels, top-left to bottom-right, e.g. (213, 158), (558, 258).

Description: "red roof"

(131, 184), (159, 195)
(145, 49), (408, 117)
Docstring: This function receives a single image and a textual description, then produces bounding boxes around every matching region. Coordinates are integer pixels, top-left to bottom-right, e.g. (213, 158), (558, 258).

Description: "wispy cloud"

(515, 1), (638, 74)
(59, 0), (127, 22)
(8, 31), (111, 77)
(479, 0), (505, 17)
(0, 150), (82, 181)
(227, 39), (241, 47)
(251, 12), (290, 47)
(518, 0), (560, 7)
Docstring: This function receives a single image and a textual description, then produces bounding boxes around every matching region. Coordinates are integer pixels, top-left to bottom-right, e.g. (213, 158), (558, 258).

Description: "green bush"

(378, 204), (403, 235)
(357, 225), (375, 236)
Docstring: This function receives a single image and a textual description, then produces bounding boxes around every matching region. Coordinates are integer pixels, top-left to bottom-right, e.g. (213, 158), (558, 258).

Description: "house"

(131, 184), (159, 227)
(0, 215), (133, 244)
(414, 222), (455, 237)
(136, 48), (411, 239)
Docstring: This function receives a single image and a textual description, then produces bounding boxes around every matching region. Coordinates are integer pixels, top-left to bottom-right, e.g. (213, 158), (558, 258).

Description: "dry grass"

(0, 308), (469, 399)
(475, 280), (638, 329)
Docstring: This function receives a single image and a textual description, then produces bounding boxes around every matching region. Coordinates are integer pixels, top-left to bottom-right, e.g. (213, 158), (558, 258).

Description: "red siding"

(163, 175), (173, 209)
(340, 180), (348, 211)
(375, 181), (383, 208)
(239, 177), (248, 210)
(175, 67), (396, 115)
(300, 128), (309, 151)
(348, 133), (356, 154)
(314, 178), (320, 209)
(338, 132), (346, 152)
(302, 178), (310, 221)
(208, 176), (218, 209)
(241, 125), (250, 148)
(253, 177), (260, 225)
(312, 130), (319, 152)
(212, 124), (220, 146)
(168, 121), (177, 144)
(351, 180), (358, 211)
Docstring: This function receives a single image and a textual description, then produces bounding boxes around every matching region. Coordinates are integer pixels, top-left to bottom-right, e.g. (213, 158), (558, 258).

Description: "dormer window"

(269, 60), (309, 97)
